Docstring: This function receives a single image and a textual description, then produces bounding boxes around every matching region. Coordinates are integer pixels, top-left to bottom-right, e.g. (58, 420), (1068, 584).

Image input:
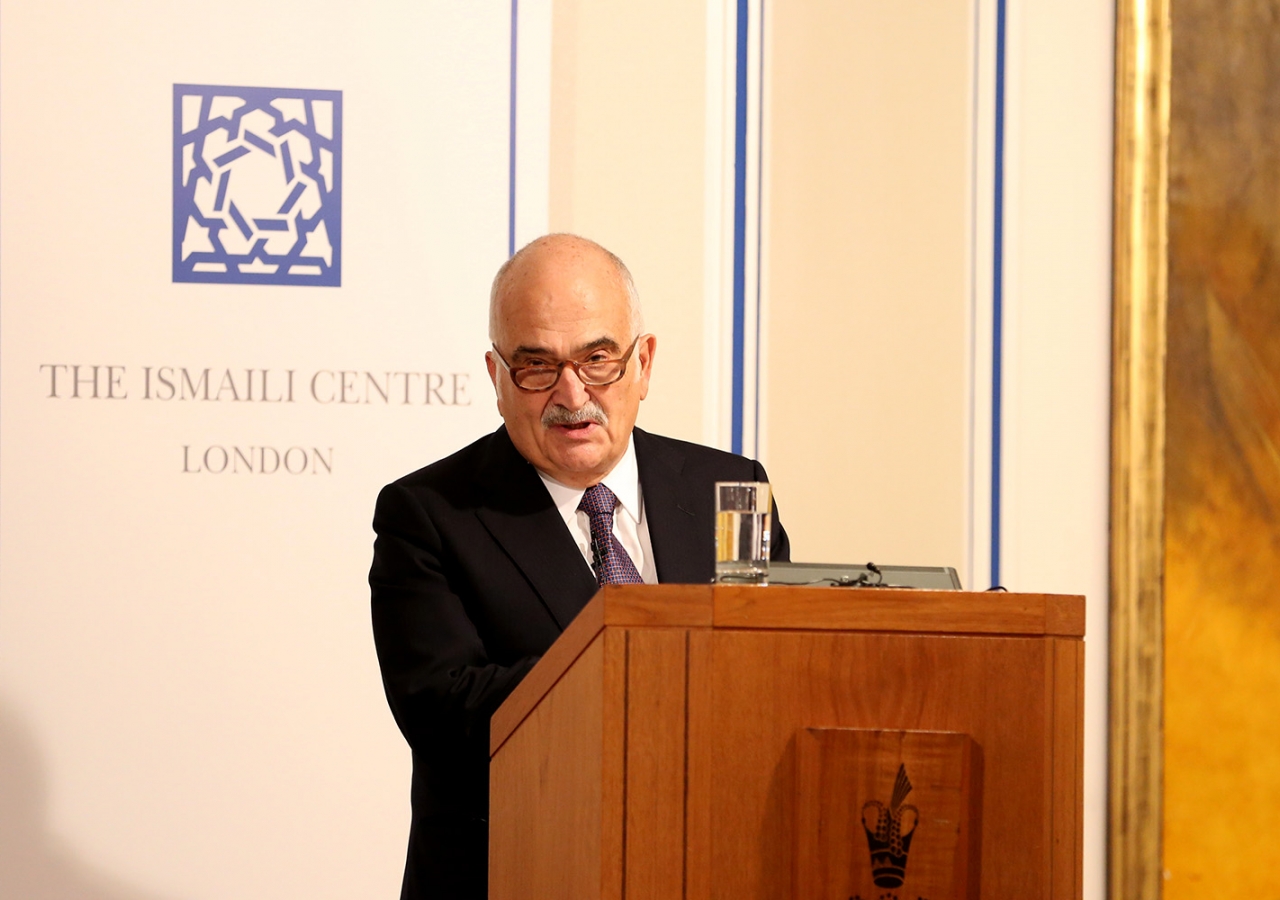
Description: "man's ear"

(636, 333), (657, 401)
(485, 351), (504, 414)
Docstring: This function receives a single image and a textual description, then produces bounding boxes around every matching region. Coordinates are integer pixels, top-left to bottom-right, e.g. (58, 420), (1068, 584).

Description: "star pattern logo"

(173, 84), (342, 286)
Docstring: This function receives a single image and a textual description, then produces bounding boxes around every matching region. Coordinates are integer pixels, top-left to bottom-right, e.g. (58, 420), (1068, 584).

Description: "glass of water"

(715, 481), (771, 585)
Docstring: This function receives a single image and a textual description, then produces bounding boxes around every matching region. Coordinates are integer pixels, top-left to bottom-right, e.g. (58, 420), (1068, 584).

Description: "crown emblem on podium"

(861, 764), (919, 888)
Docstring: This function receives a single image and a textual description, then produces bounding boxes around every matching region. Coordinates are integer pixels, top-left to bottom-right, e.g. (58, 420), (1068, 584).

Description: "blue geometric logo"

(172, 84), (342, 286)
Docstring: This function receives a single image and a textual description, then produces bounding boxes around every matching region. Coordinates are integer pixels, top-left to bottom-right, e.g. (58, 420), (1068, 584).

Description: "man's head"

(486, 234), (656, 489)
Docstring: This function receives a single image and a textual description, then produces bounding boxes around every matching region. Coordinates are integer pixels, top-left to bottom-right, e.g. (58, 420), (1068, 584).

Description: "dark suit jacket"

(369, 425), (789, 900)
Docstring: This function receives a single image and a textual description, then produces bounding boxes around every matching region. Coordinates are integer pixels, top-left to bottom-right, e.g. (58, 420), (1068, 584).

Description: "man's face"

(486, 242), (655, 489)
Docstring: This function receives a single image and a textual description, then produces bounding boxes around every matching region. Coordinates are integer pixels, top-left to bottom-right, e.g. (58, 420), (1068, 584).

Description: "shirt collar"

(601, 435), (642, 524)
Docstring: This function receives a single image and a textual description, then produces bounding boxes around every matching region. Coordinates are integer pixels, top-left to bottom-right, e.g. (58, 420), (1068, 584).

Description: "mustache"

(541, 402), (609, 429)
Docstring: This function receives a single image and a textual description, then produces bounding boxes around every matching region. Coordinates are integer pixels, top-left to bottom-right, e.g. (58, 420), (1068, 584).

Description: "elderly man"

(370, 234), (789, 899)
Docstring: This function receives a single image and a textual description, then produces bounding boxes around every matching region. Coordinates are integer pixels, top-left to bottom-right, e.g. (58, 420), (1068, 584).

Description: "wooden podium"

(489, 584), (1084, 900)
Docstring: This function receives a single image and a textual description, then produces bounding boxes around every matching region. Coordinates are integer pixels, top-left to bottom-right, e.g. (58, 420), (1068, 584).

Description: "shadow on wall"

(0, 698), (176, 900)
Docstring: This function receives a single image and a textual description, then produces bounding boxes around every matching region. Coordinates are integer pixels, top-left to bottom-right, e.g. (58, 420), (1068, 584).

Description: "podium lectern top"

(492, 584), (1083, 755)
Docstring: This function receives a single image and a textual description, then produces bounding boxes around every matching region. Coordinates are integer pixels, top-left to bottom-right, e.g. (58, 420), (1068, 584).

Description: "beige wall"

(764, 0), (973, 569)
(1001, 3), (1114, 895)
(549, 0), (709, 443)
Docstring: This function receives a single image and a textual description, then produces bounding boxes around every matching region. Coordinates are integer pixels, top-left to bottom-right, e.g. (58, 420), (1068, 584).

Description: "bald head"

(489, 234), (643, 342)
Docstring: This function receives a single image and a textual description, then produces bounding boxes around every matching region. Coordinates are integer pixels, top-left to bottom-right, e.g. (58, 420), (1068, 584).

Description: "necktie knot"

(578, 483), (620, 518)
(578, 483), (643, 585)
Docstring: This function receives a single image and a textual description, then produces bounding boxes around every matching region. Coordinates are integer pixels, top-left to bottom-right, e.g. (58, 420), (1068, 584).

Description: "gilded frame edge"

(1109, 0), (1169, 897)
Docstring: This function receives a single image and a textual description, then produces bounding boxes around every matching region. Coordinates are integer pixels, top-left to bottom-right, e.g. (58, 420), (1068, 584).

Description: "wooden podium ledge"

(490, 584), (1085, 755)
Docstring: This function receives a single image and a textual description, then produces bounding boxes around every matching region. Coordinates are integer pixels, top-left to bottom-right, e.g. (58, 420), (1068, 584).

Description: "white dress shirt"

(536, 435), (658, 584)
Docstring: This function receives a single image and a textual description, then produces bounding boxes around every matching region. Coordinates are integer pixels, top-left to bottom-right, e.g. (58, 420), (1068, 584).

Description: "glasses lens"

(513, 367), (559, 390)
(577, 360), (625, 385)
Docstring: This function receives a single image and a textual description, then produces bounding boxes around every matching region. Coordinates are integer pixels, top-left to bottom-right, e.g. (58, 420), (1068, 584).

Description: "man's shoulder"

(383, 426), (521, 498)
(633, 428), (764, 475)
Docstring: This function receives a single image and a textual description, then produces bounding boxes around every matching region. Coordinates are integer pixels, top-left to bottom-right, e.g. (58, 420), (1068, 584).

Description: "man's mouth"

(542, 402), (608, 432)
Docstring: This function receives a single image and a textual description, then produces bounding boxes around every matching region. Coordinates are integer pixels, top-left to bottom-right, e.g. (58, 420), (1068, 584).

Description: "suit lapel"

(474, 428), (599, 630)
(635, 429), (711, 583)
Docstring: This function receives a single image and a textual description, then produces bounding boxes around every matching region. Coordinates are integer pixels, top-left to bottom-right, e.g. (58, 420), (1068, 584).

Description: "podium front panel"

(489, 586), (1084, 900)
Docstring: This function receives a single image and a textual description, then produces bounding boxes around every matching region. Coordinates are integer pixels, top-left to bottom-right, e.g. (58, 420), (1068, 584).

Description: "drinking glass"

(715, 481), (771, 584)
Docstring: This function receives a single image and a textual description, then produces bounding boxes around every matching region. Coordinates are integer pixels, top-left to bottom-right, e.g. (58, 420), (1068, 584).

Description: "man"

(369, 234), (788, 899)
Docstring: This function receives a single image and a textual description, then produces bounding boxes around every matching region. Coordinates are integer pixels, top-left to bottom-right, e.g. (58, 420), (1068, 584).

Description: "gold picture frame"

(1109, 0), (1169, 896)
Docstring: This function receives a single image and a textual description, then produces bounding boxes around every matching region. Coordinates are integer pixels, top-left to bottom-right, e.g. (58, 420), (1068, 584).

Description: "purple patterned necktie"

(578, 483), (644, 585)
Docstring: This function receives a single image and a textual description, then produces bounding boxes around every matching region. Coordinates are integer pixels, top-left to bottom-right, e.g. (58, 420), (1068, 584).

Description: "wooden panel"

(1046, 594), (1087, 637)
(600, 629), (628, 900)
(713, 587), (1086, 637)
(489, 634), (606, 900)
(491, 593), (606, 754)
(492, 586), (712, 755)
(795, 729), (981, 900)
(684, 630), (714, 900)
(705, 630), (1068, 899)
(623, 629), (690, 899)
(602, 583), (714, 627)
(1050, 639), (1085, 899)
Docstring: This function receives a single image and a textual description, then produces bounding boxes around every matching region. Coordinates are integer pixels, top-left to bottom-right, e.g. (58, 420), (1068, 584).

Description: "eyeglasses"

(491, 336), (643, 392)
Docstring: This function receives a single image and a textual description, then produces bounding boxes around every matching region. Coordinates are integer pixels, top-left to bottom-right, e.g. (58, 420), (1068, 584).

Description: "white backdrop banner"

(0, 2), (549, 898)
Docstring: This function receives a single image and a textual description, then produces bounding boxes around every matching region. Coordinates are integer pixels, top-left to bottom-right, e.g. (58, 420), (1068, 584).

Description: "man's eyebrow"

(511, 337), (620, 360)
(573, 337), (621, 355)
(511, 343), (554, 359)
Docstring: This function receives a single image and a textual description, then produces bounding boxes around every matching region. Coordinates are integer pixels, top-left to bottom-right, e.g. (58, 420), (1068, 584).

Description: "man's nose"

(550, 364), (591, 407)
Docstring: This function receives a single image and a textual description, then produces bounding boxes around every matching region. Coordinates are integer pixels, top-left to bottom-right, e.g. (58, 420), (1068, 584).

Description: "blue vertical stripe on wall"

(990, 0), (1007, 587)
(753, 1), (766, 454)
(507, 0), (519, 257)
(730, 0), (750, 456)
